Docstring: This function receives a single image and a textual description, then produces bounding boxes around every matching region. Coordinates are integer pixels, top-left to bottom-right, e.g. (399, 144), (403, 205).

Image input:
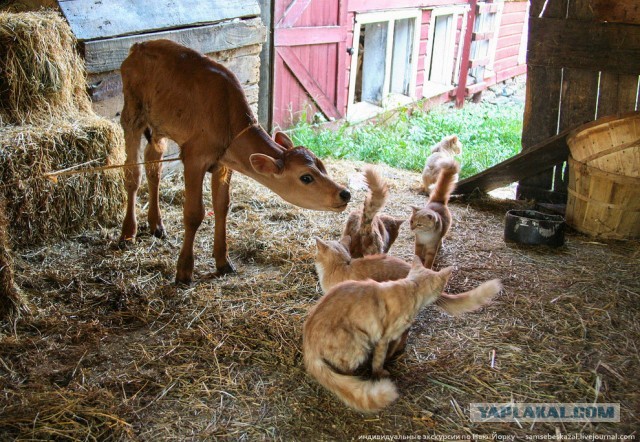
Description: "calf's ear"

(274, 131), (295, 150)
(250, 154), (283, 176)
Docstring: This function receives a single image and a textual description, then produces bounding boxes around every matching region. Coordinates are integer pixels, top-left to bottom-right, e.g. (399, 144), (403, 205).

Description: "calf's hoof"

(175, 273), (193, 286)
(151, 225), (166, 239)
(208, 262), (236, 278)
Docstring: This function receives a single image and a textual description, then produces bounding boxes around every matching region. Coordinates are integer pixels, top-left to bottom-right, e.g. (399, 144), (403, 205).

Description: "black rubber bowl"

(504, 210), (565, 247)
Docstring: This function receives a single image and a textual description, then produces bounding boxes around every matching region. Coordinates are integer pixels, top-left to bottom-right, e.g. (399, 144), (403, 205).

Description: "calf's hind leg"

(175, 157), (207, 284)
(145, 135), (167, 238)
(119, 101), (146, 242)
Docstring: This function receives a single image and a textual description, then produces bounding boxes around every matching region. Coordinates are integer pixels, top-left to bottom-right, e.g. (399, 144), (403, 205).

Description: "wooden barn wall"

(272, 0), (529, 128)
(518, 0), (640, 203)
(491, 1), (528, 83)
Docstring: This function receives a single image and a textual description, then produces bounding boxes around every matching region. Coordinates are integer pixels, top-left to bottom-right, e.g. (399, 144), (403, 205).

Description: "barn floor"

(1, 160), (639, 440)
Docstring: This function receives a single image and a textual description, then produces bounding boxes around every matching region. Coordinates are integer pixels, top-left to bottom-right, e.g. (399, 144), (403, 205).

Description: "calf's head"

(249, 133), (351, 212)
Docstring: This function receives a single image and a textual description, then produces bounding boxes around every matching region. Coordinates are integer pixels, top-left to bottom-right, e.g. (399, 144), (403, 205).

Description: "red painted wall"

(273, 0), (529, 128)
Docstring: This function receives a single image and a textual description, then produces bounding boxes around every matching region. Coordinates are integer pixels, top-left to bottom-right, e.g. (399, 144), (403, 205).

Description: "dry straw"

(0, 164), (638, 439)
(0, 10), (91, 125)
(0, 116), (125, 248)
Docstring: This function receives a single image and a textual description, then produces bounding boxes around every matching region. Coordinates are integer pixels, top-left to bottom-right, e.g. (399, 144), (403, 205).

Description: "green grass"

(289, 99), (524, 179)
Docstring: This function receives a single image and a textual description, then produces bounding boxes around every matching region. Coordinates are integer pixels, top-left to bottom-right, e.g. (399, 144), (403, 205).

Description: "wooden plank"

(472, 31), (493, 41)
(455, 0), (478, 108)
(469, 57), (490, 68)
(527, 17), (640, 74)
(597, 73), (640, 118)
(258, 0), (273, 130)
(496, 33), (521, 49)
(278, 46), (341, 120)
(59, 0), (260, 41)
(278, 0), (312, 27)
(593, 0), (640, 25)
(517, 64), (562, 200)
(348, 0), (465, 12)
(500, 11), (526, 26)
(336, 0), (348, 117)
(274, 26), (345, 46)
(454, 132), (570, 194)
(82, 18), (266, 74)
(477, 3), (499, 14)
(462, 112), (637, 197)
(558, 69), (599, 132)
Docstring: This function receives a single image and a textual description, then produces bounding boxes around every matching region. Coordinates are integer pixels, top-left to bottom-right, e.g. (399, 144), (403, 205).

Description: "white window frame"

(347, 9), (422, 121)
(423, 5), (469, 98)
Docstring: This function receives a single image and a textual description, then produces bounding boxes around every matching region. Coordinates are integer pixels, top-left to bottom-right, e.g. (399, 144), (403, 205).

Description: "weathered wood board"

(455, 132), (569, 194)
(82, 17), (266, 73)
(58, 0), (260, 41)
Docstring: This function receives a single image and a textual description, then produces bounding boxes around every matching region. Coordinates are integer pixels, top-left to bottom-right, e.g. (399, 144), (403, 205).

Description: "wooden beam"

(527, 17), (640, 74)
(454, 132), (570, 195)
(82, 18), (266, 74)
(59, 0), (261, 41)
(274, 26), (345, 46)
(457, 112), (636, 195)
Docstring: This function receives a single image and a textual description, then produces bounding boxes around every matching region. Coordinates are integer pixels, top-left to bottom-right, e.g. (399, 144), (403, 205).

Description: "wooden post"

(455, 0), (478, 108)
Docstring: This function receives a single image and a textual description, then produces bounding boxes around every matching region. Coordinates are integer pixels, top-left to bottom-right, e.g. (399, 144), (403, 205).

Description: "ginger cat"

(341, 166), (404, 258)
(411, 159), (459, 268)
(303, 257), (452, 413)
(315, 236), (501, 316)
(421, 135), (462, 194)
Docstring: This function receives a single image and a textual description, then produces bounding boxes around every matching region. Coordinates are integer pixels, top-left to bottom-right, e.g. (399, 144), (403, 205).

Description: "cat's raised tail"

(304, 355), (398, 413)
(362, 166), (389, 225)
(428, 159), (460, 204)
(436, 279), (502, 316)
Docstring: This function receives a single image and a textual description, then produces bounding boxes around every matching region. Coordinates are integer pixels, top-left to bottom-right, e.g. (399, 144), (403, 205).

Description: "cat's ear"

(315, 237), (328, 252)
(411, 255), (424, 269)
(411, 205), (421, 213)
(340, 235), (352, 250)
(450, 135), (458, 143)
(438, 266), (454, 281)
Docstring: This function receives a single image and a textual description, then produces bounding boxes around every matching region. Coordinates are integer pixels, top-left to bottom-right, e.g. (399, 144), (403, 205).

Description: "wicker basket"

(565, 112), (640, 239)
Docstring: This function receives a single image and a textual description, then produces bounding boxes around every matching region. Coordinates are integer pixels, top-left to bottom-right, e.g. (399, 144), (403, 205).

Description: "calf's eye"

(300, 174), (314, 184)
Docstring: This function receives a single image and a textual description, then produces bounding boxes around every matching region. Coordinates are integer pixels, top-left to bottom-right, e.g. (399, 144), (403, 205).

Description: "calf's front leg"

(210, 166), (235, 276)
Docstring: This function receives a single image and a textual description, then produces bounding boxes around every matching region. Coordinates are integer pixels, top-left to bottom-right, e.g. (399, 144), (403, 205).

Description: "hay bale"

(0, 10), (91, 125)
(0, 196), (27, 318)
(0, 115), (125, 248)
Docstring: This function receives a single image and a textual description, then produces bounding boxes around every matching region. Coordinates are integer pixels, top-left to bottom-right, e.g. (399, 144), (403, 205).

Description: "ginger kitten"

(421, 135), (462, 194)
(411, 159), (460, 268)
(314, 236), (501, 316)
(304, 257), (452, 413)
(341, 166), (404, 258)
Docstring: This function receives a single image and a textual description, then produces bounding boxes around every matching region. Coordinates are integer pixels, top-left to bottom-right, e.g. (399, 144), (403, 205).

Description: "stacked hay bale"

(0, 11), (125, 316)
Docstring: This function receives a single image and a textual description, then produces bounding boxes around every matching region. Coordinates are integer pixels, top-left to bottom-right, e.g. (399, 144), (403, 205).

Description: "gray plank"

(59, 0), (260, 41)
(83, 18), (266, 73)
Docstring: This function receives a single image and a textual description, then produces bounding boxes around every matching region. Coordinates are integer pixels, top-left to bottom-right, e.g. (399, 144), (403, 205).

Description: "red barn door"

(273, 0), (347, 128)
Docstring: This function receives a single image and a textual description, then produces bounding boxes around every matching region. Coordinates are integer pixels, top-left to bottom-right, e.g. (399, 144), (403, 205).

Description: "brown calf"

(119, 39), (350, 284)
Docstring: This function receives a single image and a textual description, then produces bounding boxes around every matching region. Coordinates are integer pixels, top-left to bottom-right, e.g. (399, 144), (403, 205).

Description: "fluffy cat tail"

(305, 357), (398, 413)
(362, 166), (389, 225)
(428, 159), (460, 204)
(436, 279), (502, 316)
